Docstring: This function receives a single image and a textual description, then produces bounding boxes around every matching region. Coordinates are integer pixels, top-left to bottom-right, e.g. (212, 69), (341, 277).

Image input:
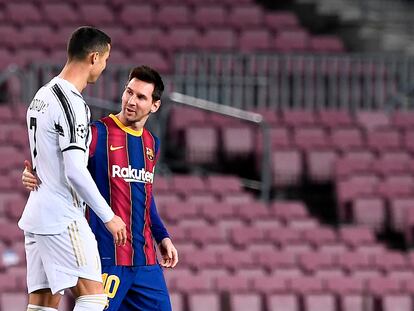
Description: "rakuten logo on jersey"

(112, 165), (154, 184)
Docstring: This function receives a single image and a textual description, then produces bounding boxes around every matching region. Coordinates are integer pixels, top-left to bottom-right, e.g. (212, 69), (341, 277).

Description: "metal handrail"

(166, 92), (272, 202)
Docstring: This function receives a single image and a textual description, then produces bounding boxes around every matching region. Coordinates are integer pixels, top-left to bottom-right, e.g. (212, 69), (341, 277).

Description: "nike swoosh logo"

(110, 145), (124, 151)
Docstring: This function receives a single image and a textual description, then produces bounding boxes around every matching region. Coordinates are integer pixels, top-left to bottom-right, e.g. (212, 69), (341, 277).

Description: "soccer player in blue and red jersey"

(23, 65), (178, 311)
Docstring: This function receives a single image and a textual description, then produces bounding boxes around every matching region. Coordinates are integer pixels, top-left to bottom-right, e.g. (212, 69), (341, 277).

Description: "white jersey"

(19, 77), (92, 234)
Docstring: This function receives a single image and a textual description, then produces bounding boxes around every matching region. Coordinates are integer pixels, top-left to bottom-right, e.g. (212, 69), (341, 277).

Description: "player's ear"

(151, 100), (161, 113)
(89, 52), (99, 65)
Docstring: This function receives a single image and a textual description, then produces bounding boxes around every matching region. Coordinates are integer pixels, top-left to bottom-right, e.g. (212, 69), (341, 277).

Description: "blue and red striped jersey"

(87, 114), (169, 266)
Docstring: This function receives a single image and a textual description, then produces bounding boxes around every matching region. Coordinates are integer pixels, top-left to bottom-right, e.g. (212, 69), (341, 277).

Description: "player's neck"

(115, 113), (146, 132)
(58, 61), (89, 93)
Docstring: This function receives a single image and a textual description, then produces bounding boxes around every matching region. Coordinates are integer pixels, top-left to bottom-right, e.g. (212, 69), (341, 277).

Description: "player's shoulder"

(143, 128), (160, 144)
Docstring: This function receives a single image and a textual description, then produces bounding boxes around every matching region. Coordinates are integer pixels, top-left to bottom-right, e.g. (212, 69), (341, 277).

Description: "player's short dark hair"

(67, 26), (111, 61)
(128, 65), (165, 102)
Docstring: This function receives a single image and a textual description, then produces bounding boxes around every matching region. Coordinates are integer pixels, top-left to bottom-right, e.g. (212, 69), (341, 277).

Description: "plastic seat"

(42, 3), (79, 27)
(352, 197), (386, 230)
(272, 149), (302, 187)
(78, 3), (114, 25)
(298, 251), (336, 273)
(389, 197), (414, 232)
(366, 128), (401, 152)
(199, 202), (236, 223)
(307, 149), (337, 182)
(372, 251), (408, 272)
(268, 227), (302, 247)
(290, 277), (324, 294)
(338, 251), (372, 272)
(302, 227), (337, 247)
(230, 293), (262, 311)
(193, 5), (226, 29)
(186, 193), (218, 204)
(373, 151), (411, 177)
(118, 4), (155, 28)
(392, 111), (414, 130)
(367, 277), (401, 296)
(293, 126), (329, 151)
(5, 3), (42, 26)
(340, 294), (373, 311)
(130, 50), (170, 73)
(228, 5), (264, 30)
(185, 126), (218, 165)
(310, 35), (345, 53)
(152, 175), (171, 194)
(281, 110), (316, 128)
(356, 110), (390, 131)
(251, 275), (287, 294)
(159, 28), (200, 52)
(330, 127), (364, 152)
(317, 109), (353, 129)
(122, 27), (164, 51)
(275, 29), (310, 52)
(196, 28), (237, 51)
(230, 227), (265, 247)
(215, 275), (250, 292)
(0, 292), (27, 311)
(169, 106), (208, 137)
(239, 29), (271, 52)
(219, 249), (254, 270)
(334, 150), (375, 179)
(339, 226), (376, 247)
(264, 11), (299, 31)
(175, 274), (212, 292)
(171, 175), (206, 196)
(188, 293), (220, 311)
(221, 193), (254, 205)
(157, 4), (190, 27)
(187, 225), (227, 246)
(0, 25), (20, 49)
(162, 202), (199, 223)
(377, 175), (414, 200)
(271, 201), (309, 221)
(304, 294), (336, 311)
(222, 126), (255, 159)
(206, 175), (242, 195)
(266, 293), (299, 311)
(382, 294), (412, 311)
(255, 250), (296, 270)
(235, 201), (270, 221)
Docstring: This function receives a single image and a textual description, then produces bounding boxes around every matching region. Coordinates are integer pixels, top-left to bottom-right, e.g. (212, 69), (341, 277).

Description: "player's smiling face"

(120, 78), (160, 126)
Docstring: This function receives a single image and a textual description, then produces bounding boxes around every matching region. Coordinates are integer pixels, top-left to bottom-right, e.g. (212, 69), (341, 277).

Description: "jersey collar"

(109, 114), (143, 137)
(54, 77), (83, 98)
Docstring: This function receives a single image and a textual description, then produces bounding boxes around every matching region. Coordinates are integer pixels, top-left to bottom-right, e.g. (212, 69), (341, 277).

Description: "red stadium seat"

(334, 150), (375, 179)
(0, 292), (27, 311)
(251, 275), (287, 294)
(307, 149), (337, 182)
(195, 28), (237, 51)
(219, 249), (254, 270)
(281, 110), (316, 128)
(187, 224), (227, 246)
(78, 3), (115, 25)
(199, 202), (236, 223)
(304, 294), (336, 311)
(185, 126), (218, 164)
(356, 110), (390, 131)
(175, 274), (212, 292)
(159, 28), (200, 52)
(162, 202), (199, 223)
(339, 226), (376, 247)
(157, 4), (190, 27)
(377, 175), (414, 200)
(372, 251), (408, 272)
(230, 293), (262, 311)
(293, 126), (330, 151)
(366, 128), (402, 152)
(272, 149), (302, 187)
(330, 127), (364, 152)
(130, 50), (170, 73)
(338, 251), (372, 272)
(264, 11), (299, 31)
(271, 201), (309, 221)
(290, 276), (324, 294)
(255, 250), (296, 270)
(310, 35), (345, 53)
(317, 109), (353, 129)
(42, 3), (79, 27)
(340, 294), (372, 311)
(118, 4), (155, 28)
(215, 275), (250, 292)
(266, 293), (299, 311)
(122, 27), (164, 51)
(227, 5), (264, 30)
(230, 227), (265, 247)
(188, 293), (220, 311)
(382, 294), (412, 311)
(389, 197), (414, 232)
(391, 111), (414, 130)
(367, 277), (401, 296)
(302, 227), (337, 247)
(238, 29), (272, 52)
(235, 201), (270, 221)
(206, 175), (242, 195)
(171, 175), (207, 196)
(352, 197), (386, 230)
(193, 5), (227, 29)
(274, 29), (310, 52)
(5, 3), (42, 26)
(267, 227), (302, 247)
(222, 126), (255, 159)
(298, 251), (336, 273)
(373, 151), (411, 177)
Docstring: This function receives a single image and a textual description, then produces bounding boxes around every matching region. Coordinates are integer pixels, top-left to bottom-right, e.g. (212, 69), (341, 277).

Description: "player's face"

(120, 78), (160, 125)
(88, 44), (111, 83)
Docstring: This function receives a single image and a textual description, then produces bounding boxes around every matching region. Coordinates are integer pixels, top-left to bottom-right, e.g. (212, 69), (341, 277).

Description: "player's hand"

(159, 238), (178, 268)
(22, 160), (41, 191)
(105, 215), (127, 246)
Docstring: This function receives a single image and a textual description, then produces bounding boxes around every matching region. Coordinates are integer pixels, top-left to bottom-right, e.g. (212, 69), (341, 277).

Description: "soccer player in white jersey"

(18, 26), (127, 311)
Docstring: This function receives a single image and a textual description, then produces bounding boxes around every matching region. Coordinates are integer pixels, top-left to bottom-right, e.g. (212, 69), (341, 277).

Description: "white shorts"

(25, 218), (103, 295)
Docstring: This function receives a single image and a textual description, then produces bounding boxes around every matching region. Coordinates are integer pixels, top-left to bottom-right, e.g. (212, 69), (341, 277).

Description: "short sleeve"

(55, 97), (90, 153)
